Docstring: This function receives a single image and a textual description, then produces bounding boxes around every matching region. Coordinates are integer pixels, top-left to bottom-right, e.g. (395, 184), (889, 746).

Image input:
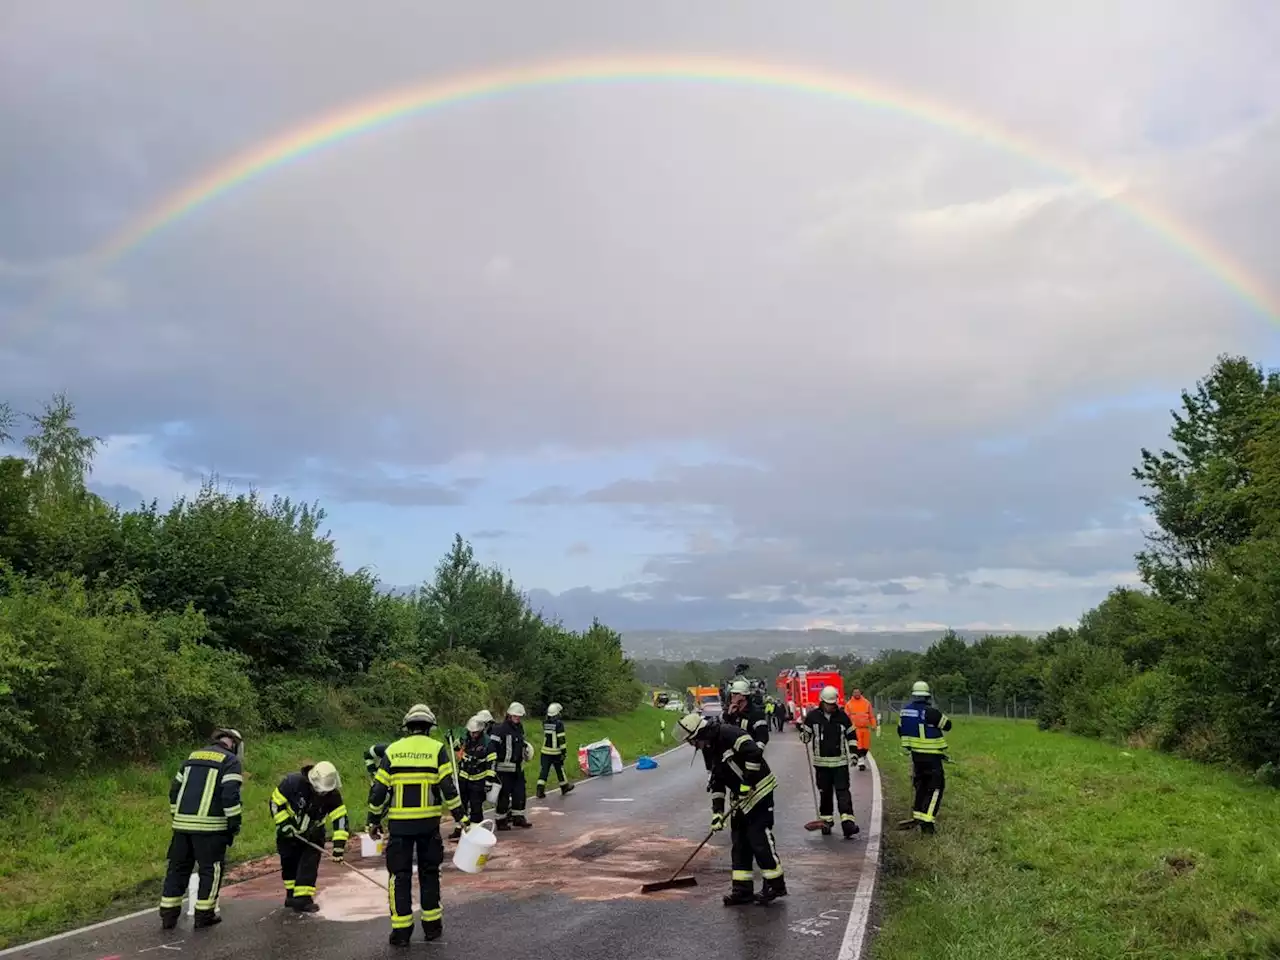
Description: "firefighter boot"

(290, 896), (320, 913)
(495, 819), (512, 831)
(536, 783), (546, 799)
(560, 782), (575, 795)
(843, 820), (861, 839)
(897, 818), (918, 830)
(449, 825), (463, 841)
(756, 877), (789, 904)
(389, 928), (412, 947)
(921, 822), (937, 835)
(159, 907), (180, 931)
(723, 882), (756, 907)
(193, 910), (222, 929)
(512, 816), (533, 829)
(422, 918), (443, 942)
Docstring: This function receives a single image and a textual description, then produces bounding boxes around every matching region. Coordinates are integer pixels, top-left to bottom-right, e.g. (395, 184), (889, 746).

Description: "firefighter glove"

(367, 822), (383, 841)
(798, 728), (813, 744)
(331, 841), (346, 863)
(710, 813), (724, 833)
(278, 821), (297, 839)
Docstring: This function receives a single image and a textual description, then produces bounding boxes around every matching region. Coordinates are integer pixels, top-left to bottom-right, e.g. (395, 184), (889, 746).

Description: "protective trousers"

(277, 830), (323, 902)
(495, 770), (526, 822)
(854, 727), (872, 756)
(386, 831), (444, 931)
(537, 753), (567, 789)
(911, 754), (946, 824)
(460, 779), (488, 824)
(814, 766), (856, 829)
(729, 799), (783, 893)
(159, 831), (229, 919)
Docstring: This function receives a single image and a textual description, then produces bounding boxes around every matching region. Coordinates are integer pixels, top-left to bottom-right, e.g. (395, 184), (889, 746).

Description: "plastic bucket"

(451, 819), (497, 874)
(487, 781), (501, 804)
(360, 832), (384, 858)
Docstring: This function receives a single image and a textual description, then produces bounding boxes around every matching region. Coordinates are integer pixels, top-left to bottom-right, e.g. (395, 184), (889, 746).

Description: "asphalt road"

(7, 726), (880, 960)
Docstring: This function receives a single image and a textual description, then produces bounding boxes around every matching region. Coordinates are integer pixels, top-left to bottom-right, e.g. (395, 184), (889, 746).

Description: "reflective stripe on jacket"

(367, 734), (462, 833)
(169, 743), (243, 834)
(897, 700), (951, 755)
(270, 770), (350, 844)
(542, 717), (568, 756)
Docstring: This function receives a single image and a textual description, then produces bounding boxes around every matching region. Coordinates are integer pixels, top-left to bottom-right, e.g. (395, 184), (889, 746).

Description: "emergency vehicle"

(776, 665), (845, 725)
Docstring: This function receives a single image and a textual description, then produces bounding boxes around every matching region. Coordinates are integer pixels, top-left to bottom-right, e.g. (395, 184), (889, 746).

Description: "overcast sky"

(3, 1), (1279, 632)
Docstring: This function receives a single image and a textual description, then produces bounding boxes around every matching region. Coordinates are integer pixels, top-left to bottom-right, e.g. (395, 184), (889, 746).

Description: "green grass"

(0, 704), (671, 948)
(871, 716), (1280, 960)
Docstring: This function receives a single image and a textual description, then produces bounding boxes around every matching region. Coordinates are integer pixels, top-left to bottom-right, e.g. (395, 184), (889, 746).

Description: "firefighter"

(491, 701), (534, 830)
(451, 715), (496, 839)
(845, 687), (878, 771)
(269, 761), (350, 912)
(158, 728), (244, 930)
(725, 679), (770, 748)
(674, 711), (785, 906)
(363, 742), (388, 780)
(367, 703), (467, 945)
(764, 697), (778, 732)
(536, 702), (575, 799)
(800, 686), (860, 838)
(475, 709), (495, 736)
(897, 680), (952, 835)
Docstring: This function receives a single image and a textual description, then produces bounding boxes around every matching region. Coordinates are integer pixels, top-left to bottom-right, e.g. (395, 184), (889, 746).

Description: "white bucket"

(487, 781), (501, 805)
(451, 819), (497, 874)
(360, 832), (385, 859)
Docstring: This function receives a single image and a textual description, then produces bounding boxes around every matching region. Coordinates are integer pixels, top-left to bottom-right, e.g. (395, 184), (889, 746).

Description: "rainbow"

(46, 56), (1280, 324)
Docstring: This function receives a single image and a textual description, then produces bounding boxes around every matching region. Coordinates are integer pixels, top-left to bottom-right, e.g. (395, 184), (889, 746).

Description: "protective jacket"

(801, 707), (857, 766)
(845, 695), (877, 730)
(458, 734), (497, 782)
(898, 699), (952, 755)
(491, 719), (531, 773)
(270, 769), (351, 852)
(700, 722), (776, 817)
(169, 741), (243, 835)
(367, 734), (465, 835)
(541, 716), (567, 756)
(726, 705), (771, 747)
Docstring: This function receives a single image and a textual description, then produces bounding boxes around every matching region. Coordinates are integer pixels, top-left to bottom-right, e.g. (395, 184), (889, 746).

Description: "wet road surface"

(8, 729), (879, 960)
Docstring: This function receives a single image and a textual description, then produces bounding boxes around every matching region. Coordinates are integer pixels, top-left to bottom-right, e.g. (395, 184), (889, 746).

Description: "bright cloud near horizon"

(3, 1), (1279, 634)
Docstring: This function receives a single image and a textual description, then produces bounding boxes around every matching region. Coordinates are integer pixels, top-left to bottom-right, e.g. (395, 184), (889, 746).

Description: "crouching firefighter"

(269, 760), (349, 912)
(800, 685), (860, 838)
(674, 712), (786, 906)
(537, 702), (575, 799)
(159, 728), (244, 930)
(491, 702), (534, 829)
(897, 680), (952, 835)
(367, 703), (468, 946)
(451, 715), (496, 840)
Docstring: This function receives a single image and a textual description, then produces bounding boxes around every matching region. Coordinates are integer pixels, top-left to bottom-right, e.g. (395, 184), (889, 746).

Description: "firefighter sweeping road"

(5, 732), (880, 960)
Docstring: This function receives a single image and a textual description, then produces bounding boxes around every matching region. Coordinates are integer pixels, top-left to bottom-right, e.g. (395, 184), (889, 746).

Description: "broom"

(801, 726), (828, 833)
(295, 835), (389, 892)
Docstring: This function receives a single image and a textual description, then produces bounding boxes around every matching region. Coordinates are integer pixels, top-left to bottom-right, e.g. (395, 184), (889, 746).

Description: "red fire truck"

(776, 665), (845, 725)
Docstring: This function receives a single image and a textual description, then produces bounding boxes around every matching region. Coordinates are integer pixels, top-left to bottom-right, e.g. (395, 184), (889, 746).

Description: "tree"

(22, 393), (101, 503)
(1133, 355), (1280, 601)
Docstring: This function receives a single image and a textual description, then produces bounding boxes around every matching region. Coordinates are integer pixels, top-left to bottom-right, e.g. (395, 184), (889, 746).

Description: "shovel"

(640, 828), (714, 893)
(294, 834), (389, 892)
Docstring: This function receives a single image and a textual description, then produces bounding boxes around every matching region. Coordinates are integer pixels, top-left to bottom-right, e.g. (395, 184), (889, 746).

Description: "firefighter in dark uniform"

(725, 679), (771, 749)
(451, 715), (496, 839)
(363, 742), (388, 781)
(536, 701), (576, 798)
(897, 680), (952, 834)
(367, 703), (467, 946)
(491, 701), (534, 830)
(674, 712), (787, 906)
(800, 685), (861, 839)
(269, 760), (350, 912)
(158, 728), (244, 930)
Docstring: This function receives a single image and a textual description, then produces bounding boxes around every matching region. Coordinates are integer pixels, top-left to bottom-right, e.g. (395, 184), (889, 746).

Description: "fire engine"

(776, 664), (845, 725)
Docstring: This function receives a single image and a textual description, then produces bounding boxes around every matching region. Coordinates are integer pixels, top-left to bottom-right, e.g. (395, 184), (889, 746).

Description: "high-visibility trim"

(284, 880), (296, 891)
(422, 906), (443, 922)
(222, 773), (244, 784)
(328, 804), (348, 822)
(293, 885), (316, 898)
(732, 870), (753, 881)
(223, 804), (242, 817)
(159, 896), (184, 909)
(840, 813), (857, 823)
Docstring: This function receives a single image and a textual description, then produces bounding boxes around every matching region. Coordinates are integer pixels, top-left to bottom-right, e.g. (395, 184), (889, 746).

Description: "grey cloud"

(471, 528), (510, 539)
(526, 586), (809, 633)
(513, 486), (576, 506)
(565, 541), (592, 556)
(89, 481), (147, 508)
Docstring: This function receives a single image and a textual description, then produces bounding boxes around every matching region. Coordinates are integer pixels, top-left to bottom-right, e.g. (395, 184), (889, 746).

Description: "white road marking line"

(836, 752), (883, 960)
(0, 907), (156, 957)
(597, 798), (634, 802)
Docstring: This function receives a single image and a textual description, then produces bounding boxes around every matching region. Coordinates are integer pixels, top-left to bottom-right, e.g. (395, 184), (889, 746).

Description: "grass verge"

(871, 716), (1280, 960)
(0, 704), (671, 948)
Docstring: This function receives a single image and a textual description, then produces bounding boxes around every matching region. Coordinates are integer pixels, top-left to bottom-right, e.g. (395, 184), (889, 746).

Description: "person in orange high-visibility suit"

(844, 689), (877, 771)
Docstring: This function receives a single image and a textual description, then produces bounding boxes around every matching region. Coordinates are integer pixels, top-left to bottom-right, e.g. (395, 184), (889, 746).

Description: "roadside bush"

(1099, 667), (1193, 751)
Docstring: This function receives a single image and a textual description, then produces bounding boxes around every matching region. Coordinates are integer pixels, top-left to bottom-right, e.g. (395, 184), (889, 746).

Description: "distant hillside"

(620, 627), (1030, 661)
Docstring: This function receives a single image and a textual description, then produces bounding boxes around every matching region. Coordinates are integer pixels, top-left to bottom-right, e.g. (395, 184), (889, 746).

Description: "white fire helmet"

(308, 761), (341, 794)
(820, 685), (839, 704)
(547, 702), (563, 717)
(729, 680), (750, 696)
(466, 715), (485, 734)
(675, 712), (709, 744)
(507, 702), (526, 718)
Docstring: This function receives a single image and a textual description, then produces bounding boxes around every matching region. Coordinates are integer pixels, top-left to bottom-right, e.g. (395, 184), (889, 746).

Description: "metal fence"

(874, 695), (1038, 722)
